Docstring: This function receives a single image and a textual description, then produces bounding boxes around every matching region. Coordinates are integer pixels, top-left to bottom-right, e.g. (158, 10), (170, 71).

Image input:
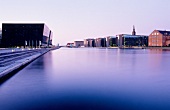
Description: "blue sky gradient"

(0, 0), (170, 45)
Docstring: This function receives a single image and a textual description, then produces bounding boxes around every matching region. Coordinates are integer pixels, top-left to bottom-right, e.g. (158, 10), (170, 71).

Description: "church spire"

(132, 25), (136, 35)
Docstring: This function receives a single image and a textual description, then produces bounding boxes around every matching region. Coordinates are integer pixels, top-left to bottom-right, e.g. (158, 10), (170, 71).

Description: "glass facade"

(109, 37), (118, 46)
(1, 23), (52, 48)
(0, 30), (2, 45)
(123, 35), (148, 47)
(43, 24), (53, 46)
(101, 38), (106, 47)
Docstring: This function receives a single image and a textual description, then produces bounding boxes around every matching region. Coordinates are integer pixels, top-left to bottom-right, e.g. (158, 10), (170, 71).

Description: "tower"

(132, 25), (136, 35)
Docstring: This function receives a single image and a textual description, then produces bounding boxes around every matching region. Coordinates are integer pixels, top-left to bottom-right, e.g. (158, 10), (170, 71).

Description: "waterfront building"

(66, 43), (74, 47)
(95, 38), (106, 47)
(117, 34), (148, 47)
(84, 39), (95, 47)
(106, 36), (118, 47)
(0, 29), (2, 45)
(74, 41), (84, 47)
(1, 23), (53, 48)
(116, 26), (148, 47)
(149, 30), (170, 47)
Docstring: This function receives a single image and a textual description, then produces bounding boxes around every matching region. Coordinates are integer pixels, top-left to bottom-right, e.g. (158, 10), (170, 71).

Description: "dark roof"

(2, 23), (44, 25)
(157, 30), (170, 35)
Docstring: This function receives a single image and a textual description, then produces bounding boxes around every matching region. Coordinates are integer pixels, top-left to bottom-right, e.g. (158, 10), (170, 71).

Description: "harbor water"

(0, 48), (170, 110)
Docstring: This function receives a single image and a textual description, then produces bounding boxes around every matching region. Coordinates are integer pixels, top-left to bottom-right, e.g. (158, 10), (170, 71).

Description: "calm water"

(0, 48), (170, 110)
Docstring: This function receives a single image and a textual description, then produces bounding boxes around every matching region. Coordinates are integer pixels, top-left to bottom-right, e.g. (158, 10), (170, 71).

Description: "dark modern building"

(117, 34), (148, 47)
(116, 26), (148, 47)
(1, 23), (53, 48)
(0, 29), (2, 45)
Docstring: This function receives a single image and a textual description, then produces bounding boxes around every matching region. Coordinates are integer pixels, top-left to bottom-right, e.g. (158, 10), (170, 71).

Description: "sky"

(0, 0), (170, 45)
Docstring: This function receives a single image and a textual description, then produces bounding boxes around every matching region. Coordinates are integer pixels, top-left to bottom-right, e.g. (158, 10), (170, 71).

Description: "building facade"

(84, 39), (95, 47)
(95, 38), (106, 47)
(149, 30), (170, 47)
(74, 41), (84, 47)
(117, 34), (148, 47)
(0, 29), (2, 45)
(116, 26), (148, 47)
(1, 23), (53, 48)
(106, 36), (118, 47)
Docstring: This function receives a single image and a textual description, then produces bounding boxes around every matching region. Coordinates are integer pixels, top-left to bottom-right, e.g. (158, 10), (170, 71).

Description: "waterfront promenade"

(0, 48), (54, 80)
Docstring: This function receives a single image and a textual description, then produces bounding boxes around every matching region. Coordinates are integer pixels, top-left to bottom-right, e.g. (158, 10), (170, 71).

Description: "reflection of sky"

(1, 48), (170, 109)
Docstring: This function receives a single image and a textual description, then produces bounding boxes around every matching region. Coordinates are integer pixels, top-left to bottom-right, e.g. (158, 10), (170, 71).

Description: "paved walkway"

(0, 48), (50, 78)
(0, 48), (41, 53)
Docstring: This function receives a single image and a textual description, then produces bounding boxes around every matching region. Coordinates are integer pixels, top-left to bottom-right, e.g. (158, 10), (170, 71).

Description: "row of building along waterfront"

(71, 26), (170, 48)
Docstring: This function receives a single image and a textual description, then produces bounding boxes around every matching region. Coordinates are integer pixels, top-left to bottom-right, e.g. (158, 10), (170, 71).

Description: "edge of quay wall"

(0, 48), (52, 82)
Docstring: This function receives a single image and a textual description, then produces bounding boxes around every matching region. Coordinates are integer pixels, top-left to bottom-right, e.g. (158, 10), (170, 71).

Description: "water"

(0, 48), (170, 110)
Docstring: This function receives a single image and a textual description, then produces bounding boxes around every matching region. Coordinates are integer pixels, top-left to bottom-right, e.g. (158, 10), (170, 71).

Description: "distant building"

(84, 39), (88, 47)
(74, 41), (84, 47)
(1, 23), (53, 48)
(117, 34), (148, 47)
(84, 39), (95, 47)
(95, 38), (106, 47)
(149, 30), (170, 47)
(116, 26), (148, 47)
(66, 43), (74, 47)
(0, 29), (2, 45)
(106, 36), (118, 47)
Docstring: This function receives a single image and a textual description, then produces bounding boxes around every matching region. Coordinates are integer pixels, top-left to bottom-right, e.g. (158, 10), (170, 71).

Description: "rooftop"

(157, 30), (170, 35)
(117, 34), (148, 38)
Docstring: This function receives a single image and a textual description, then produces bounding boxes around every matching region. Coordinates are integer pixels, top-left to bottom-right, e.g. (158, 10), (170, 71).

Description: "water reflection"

(0, 48), (170, 110)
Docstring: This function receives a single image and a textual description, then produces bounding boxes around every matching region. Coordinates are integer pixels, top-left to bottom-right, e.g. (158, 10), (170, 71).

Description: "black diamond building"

(1, 23), (53, 48)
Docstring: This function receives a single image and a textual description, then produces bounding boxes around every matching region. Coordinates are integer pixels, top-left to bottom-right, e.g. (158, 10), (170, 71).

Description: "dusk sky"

(0, 0), (170, 45)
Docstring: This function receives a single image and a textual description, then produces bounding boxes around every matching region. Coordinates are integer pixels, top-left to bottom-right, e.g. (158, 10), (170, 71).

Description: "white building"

(74, 41), (84, 47)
